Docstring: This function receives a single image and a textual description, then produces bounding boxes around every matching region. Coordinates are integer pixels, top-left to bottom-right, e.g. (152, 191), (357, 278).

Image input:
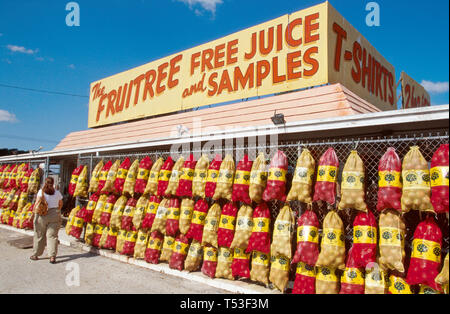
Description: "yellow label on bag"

(297, 225), (319, 244)
(117, 230), (127, 241)
(22, 176), (30, 184)
(191, 211), (206, 225)
(296, 262), (316, 277)
(87, 201), (97, 211)
(379, 227), (404, 247)
(233, 248), (250, 260)
(317, 267), (338, 282)
(252, 251), (270, 266)
(180, 168), (195, 181)
(236, 216), (253, 231)
(430, 166), (449, 187)
(342, 171), (365, 189)
(378, 171), (402, 188)
(116, 169), (128, 179)
(322, 228), (345, 247)
(411, 239), (441, 263)
(273, 220), (292, 237)
(136, 232), (149, 245)
(94, 225), (104, 235)
(146, 202), (159, 215)
(402, 170), (431, 190)
(126, 231), (138, 243)
(268, 168), (287, 182)
(252, 217), (270, 233)
(123, 205), (135, 217)
(250, 170), (268, 186)
(167, 207), (180, 220)
(218, 247), (233, 263)
(234, 170), (251, 185)
(70, 175), (79, 185)
(73, 218), (84, 228)
(99, 171), (108, 181)
(219, 215), (236, 230)
(103, 203), (114, 214)
(204, 247), (218, 262)
(419, 285), (441, 294)
(271, 256), (290, 271)
(353, 226), (377, 244)
(180, 206), (193, 220)
(148, 237), (163, 250)
(218, 169), (234, 184)
(388, 275), (413, 294)
(148, 170), (159, 183)
(341, 268), (364, 285)
(155, 205), (168, 219)
(317, 165), (337, 183)
(187, 242), (203, 258)
(108, 228), (118, 237)
(158, 169), (171, 181)
(292, 167), (314, 185)
(137, 168), (150, 180)
(206, 169), (219, 183)
(204, 217), (219, 231)
(193, 169), (207, 183)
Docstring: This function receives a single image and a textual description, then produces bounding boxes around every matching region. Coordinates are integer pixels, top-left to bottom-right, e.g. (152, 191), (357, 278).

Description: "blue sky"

(0, 0), (448, 151)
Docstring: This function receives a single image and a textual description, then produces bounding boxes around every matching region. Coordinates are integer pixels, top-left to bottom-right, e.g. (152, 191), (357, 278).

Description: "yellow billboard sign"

(400, 71), (431, 108)
(88, 2), (395, 128)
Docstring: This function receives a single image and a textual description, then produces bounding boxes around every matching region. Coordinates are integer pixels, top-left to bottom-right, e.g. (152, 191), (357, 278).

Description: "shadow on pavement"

(50, 252), (98, 264)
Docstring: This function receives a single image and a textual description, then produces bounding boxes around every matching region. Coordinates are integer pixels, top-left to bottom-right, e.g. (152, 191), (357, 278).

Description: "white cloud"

(178, 0), (223, 15)
(6, 44), (38, 54)
(68, 64), (76, 69)
(421, 80), (449, 94)
(0, 110), (18, 123)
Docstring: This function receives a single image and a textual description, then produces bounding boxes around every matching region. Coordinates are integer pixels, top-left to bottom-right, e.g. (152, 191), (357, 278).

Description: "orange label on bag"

(353, 226), (377, 244)
(234, 170), (250, 185)
(268, 168), (287, 182)
(411, 239), (441, 263)
(379, 171), (402, 188)
(317, 165), (337, 183)
(297, 225), (319, 244)
(430, 166), (449, 187)
(252, 217), (270, 233)
(296, 262), (316, 277)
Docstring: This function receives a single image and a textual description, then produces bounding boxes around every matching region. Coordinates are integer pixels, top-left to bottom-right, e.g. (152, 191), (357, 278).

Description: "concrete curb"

(0, 224), (281, 294)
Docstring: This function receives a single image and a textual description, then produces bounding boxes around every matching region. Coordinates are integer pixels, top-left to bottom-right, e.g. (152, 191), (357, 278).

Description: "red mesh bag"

(97, 161), (113, 193)
(232, 155), (253, 204)
(292, 262), (316, 294)
(231, 248), (251, 279)
(16, 164), (28, 190)
(347, 210), (377, 268)
(292, 210), (320, 265)
(169, 234), (190, 271)
(205, 155), (222, 198)
(8, 189), (20, 211)
(135, 156), (152, 194)
(166, 198), (181, 237)
(185, 199), (209, 242)
(406, 217), (442, 290)
(121, 198), (137, 231)
(84, 193), (99, 223)
(114, 157), (131, 194)
(157, 157), (174, 196)
(7, 165), (18, 189)
(121, 229), (138, 256)
(313, 147), (339, 205)
(2, 165), (13, 189)
(21, 205), (34, 230)
(377, 148), (402, 212)
(20, 168), (33, 193)
(262, 150), (288, 202)
(202, 246), (218, 278)
(69, 207), (87, 239)
(145, 231), (164, 264)
(99, 194), (117, 226)
(141, 196), (161, 230)
(246, 202), (271, 254)
(430, 144), (449, 214)
(103, 227), (118, 250)
(340, 254), (365, 294)
(217, 202), (238, 248)
(68, 165), (84, 196)
(176, 154), (196, 197)
(8, 210), (14, 226)
(92, 225), (105, 248)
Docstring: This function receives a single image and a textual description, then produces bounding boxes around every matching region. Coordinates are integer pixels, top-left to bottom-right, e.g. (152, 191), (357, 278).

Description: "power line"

(0, 83), (89, 98)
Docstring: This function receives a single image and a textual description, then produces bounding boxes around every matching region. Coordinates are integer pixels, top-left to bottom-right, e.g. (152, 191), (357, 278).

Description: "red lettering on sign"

(305, 13), (320, 43)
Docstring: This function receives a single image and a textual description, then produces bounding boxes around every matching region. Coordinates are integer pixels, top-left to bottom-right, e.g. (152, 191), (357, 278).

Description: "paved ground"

(0, 228), (226, 294)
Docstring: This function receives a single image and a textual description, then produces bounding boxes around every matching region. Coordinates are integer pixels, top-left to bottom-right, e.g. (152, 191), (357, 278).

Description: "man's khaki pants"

(32, 208), (61, 258)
